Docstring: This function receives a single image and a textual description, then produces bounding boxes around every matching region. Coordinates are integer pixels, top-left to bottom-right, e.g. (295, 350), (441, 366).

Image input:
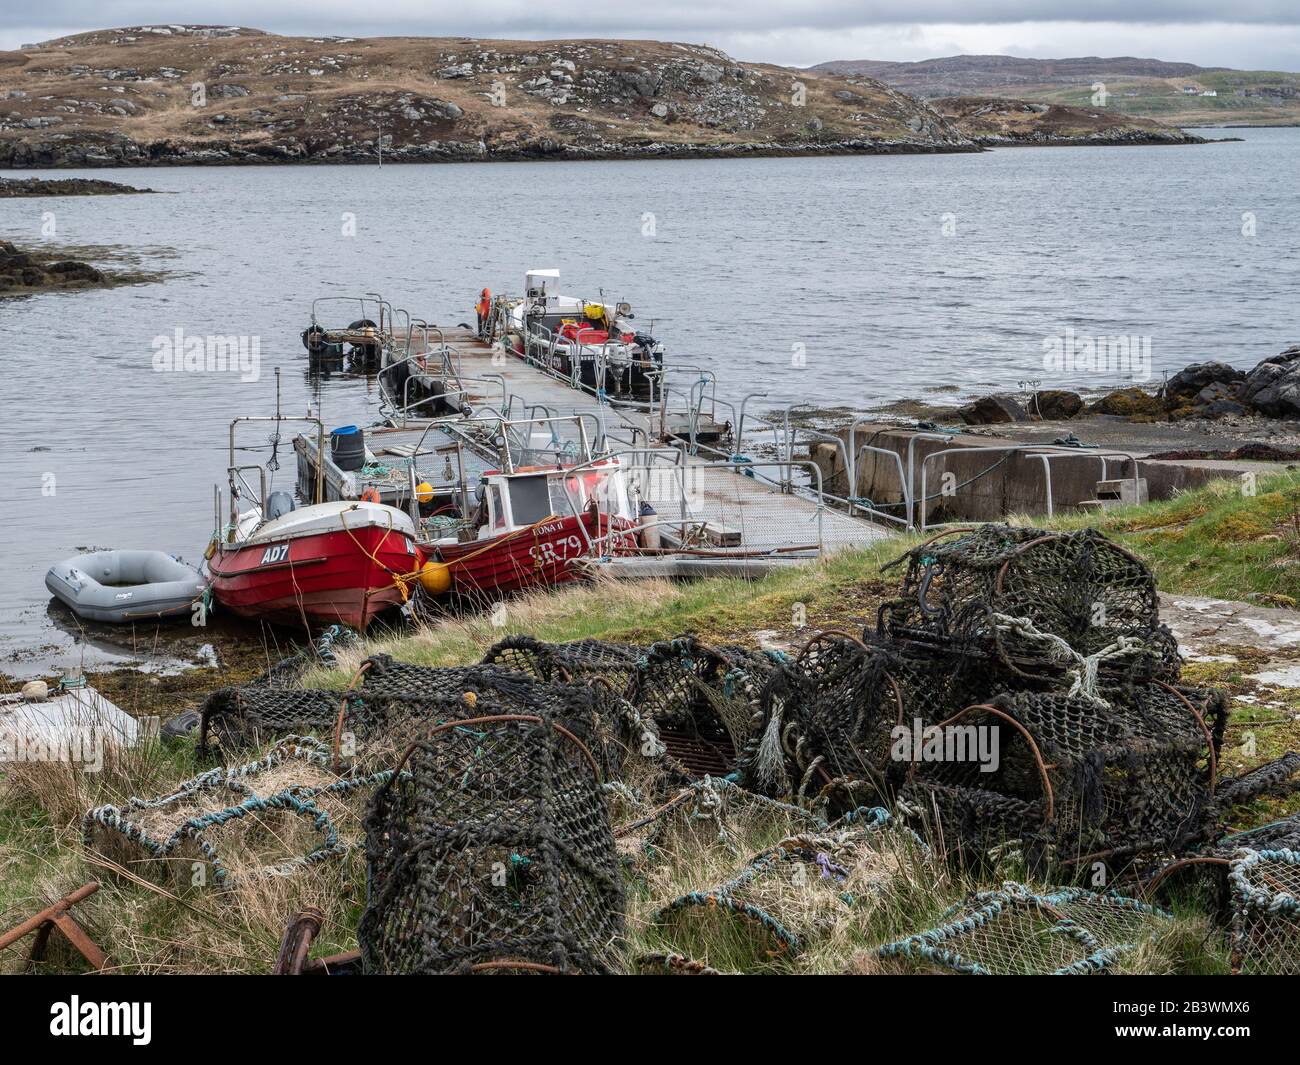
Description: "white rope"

(753, 697), (789, 795)
(991, 612), (1146, 706)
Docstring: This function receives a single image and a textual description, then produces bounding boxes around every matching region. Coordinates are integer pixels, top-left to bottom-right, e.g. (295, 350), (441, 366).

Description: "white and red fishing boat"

(425, 454), (639, 598)
(207, 499), (422, 630)
(212, 407), (641, 628)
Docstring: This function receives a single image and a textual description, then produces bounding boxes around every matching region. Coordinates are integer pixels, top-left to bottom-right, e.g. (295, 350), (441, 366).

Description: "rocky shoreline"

(0, 239), (170, 295)
(0, 134), (982, 169)
(932, 97), (1205, 147)
(945, 344), (1300, 434)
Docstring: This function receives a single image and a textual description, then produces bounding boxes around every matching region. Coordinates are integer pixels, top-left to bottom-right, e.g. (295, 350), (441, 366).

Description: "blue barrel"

(330, 424), (365, 472)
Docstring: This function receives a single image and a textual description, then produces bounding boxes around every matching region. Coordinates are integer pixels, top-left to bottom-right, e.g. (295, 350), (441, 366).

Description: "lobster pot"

(358, 709), (624, 974)
(878, 525), (1175, 684)
(626, 637), (781, 781)
(879, 883), (1169, 975)
(650, 822), (910, 969)
(737, 633), (1001, 803)
(902, 685), (1218, 869)
(480, 635), (645, 694)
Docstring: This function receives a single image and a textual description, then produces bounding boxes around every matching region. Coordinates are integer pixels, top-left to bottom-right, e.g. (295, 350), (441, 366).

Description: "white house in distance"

(1200, 89), (1218, 97)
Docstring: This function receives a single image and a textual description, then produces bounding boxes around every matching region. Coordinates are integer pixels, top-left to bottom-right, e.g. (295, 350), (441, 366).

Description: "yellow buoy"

(418, 560), (452, 595)
(416, 481), (435, 504)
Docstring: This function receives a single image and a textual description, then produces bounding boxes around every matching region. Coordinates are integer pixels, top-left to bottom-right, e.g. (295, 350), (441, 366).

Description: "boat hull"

(209, 523), (418, 630)
(438, 513), (633, 598)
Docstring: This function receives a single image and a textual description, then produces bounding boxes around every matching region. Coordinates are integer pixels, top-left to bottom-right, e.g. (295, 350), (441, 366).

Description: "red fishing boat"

(213, 382), (641, 630)
(207, 500), (423, 629)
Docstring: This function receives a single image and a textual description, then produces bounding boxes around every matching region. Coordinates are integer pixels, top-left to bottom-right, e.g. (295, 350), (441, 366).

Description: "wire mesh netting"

(481, 634), (644, 692)
(200, 656), (639, 780)
(133, 517), (1300, 974)
(611, 775), (831, 868)
(1213, 752), (1300, 811)
(357, 700), (624, 974)
(1230, 849), (1300, 975)
(879, 882), (1171, 974)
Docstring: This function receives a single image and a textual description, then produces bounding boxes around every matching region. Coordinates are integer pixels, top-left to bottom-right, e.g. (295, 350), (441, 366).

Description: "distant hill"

(810, 54), (1300, 126)
(811, 55), (1228, 88)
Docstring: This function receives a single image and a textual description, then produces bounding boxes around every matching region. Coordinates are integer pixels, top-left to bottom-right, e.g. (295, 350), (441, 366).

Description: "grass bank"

(305, 468), (1300, 686)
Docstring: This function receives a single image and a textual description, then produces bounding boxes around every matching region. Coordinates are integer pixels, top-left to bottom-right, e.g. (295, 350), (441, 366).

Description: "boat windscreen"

(508, 475), (553, 525)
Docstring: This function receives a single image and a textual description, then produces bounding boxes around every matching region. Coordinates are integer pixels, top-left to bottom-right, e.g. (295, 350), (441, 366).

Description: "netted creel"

(83, 737), (379, 889)
(1142, 761), (1300, 909)
(351, 656), (638, 779)
(199, 686), (342, 753)
(625, 636), (786, 782)
(900, 683), (1223, 871)
(480, 634), (645, 692)
(611, 774), (831, 867)
(737, 630), (1024, 804)
(199, 657), (637, 780)
(648, 807), (922, 967)
(737, 632), (905, 800)
(357, 697), (623, 974)
(878, 525), (1177, 686)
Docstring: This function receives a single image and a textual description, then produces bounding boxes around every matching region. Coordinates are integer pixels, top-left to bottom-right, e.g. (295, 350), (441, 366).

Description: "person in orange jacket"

(475, 288), (491, 338)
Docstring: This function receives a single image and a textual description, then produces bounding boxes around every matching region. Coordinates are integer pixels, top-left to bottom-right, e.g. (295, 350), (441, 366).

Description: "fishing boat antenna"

(268, 368), (283, 471)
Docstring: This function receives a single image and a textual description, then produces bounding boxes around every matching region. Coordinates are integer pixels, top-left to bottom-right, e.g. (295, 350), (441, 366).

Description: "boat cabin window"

(507, 475), (552, 526)
(555, 468), (633, 521)
(488, 484), (506, 531)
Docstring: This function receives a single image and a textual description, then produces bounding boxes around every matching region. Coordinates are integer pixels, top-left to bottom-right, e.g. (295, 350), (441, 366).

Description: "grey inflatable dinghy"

(45, 551), (205, 623)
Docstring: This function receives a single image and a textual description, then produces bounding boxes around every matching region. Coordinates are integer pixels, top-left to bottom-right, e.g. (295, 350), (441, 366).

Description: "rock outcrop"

(958, 394), (1027, 424)
(1091, 387), (1167, 417)
(0, 176), (153, 195)
(1085, 346), (1300, 421)
(0, 240), (104, 292)
(1165, 361), (1246, 405)
(1029, 390), (1084, 419)
(934, 97), (1203, 146)
(0, 26), (978, 167)
(1240, 346), (1300, 417)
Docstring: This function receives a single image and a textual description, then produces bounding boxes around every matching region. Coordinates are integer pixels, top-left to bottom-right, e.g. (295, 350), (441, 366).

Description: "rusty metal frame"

(0, 881), (108, 972)
(273, 907), (363, 975)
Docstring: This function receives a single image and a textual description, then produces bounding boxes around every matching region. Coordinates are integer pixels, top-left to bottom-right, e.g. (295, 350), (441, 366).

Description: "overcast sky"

(4, 2), (1300, 71)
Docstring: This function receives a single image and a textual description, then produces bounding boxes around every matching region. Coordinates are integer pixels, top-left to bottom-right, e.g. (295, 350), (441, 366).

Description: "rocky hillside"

(0, 25), (976, 167)
(936, 97), (1204, 146)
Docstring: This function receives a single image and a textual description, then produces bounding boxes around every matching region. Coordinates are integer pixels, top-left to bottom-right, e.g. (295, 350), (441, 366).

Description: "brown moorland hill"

(0, 24), (978, 167)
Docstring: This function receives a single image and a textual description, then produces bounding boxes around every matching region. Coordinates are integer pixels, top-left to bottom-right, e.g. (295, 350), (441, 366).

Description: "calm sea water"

(3, 128), (1298, 670)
